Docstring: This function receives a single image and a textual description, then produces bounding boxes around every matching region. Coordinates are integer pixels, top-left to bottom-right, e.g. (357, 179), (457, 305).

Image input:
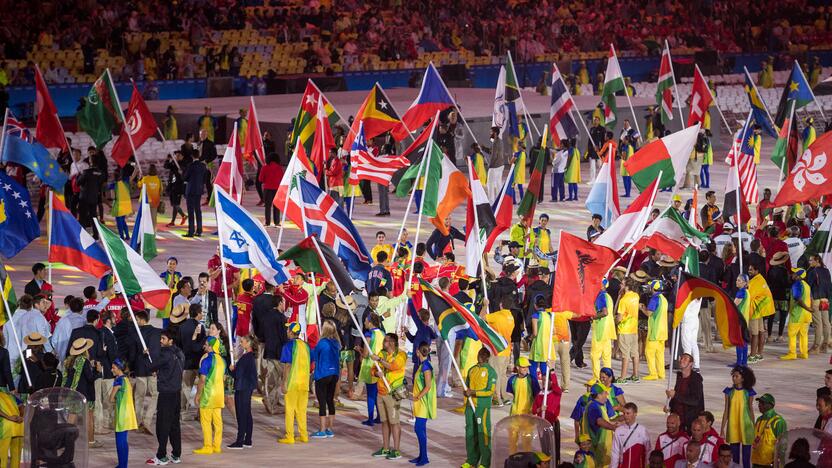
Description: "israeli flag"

(215, 186), (289, 285)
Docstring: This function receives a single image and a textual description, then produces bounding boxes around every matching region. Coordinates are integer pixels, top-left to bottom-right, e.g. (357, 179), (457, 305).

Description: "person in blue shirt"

(402, 305), (437, 381)
(367, 251), (392, 295)
(734, 274), (750, 367)
(570, 382), (617, 443)
(227, 335), (257, 449)
(311, 320), (341, 439)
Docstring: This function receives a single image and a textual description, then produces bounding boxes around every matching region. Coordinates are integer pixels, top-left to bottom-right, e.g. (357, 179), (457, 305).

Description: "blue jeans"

(623, 176), (632, 197)
(735, 345), (748, 367)
(700, 164), (710, 188)
(552, 173), (565, 201)
(116, 216), (129, 240)
(116, 431), (129, 468)
(568, 183), (578, 200)
(365, 383), (378, 422)
(730, 443), (751, 468)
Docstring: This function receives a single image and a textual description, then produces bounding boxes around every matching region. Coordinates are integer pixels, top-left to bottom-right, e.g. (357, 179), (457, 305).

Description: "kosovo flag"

(774, 63), (815, 128)
(743, 72), (778, 138)
(1, 135), (68, 191)
(0, 172), (41, 258)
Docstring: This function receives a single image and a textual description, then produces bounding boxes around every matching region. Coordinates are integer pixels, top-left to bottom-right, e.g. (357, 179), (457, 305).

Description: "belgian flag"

(0, 263), (16, 326)
(675, 272), (749, 348)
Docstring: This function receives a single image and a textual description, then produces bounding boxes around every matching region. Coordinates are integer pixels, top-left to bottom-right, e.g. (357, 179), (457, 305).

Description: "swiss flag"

(773, 130), (832, 207)
(111, 84), (158, 167)
(34, 66), (68, 151)
(687, 66), (713, 127)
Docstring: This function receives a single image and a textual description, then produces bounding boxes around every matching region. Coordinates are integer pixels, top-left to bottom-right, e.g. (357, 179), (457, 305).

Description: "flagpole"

(666, 263), (685, 392)
(309, 235), (391, 391)
(444, 339), (477, 413)
(734, 148), (744, 275)
(431, 61), (481, 147)
(293, 173), (320, 337)
(507, 51), (541, 138)
(109, 69), (144, 177)
(47, 189), (53, 284)
(93, 218), (151, 361)
(611, 44), (643, 140)
(555, 63), (599, 151)
(211, 186), (236, 365)
(139, 185), (146, 260)
(0, 108), (9, 163)
(465, 156), (491, 317)
(777, 101), (796, 192)
(35, 64), (71, 151)
(540, 230), (562, 415)
(743, 66), (777, 130)
(795, 61), (827, 123)
(603, 144), (613, 225)
(1, 288), (31, 388)
(665, 40), (686, 125)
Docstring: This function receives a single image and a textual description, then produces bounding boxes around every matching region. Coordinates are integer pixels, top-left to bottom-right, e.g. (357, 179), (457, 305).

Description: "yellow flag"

(749, 274), (775, 318)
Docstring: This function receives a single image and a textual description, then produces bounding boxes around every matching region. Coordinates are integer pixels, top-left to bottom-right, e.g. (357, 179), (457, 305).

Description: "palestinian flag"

(624, 124), (700, 190)
(0, 263), (16, 326)
(656, 46), (675, 125)
(805, 210), (832, 266)
(95, 219), (171, 311)
(771, 100), (799, 177)
(76, 70), (122, 148)
(633, 207), (709, 260)
(420, 278), (507, 355)
(601, 45), (626, 130)
(517, 127), (549, 224)
(290, 80), (339, 155)
(343, 83), (402, 150)
(675, 272), (749, 347)
(278, 235), (355, 295)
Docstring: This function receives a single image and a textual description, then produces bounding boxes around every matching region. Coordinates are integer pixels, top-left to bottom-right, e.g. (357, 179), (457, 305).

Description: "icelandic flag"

(293, 177), (372, 281)
(394, 62), (455, 140)
(215, 186), (289, 286)
(130, 185), (157, 262)
(484, 164), (516, 252)
(49, 192), (110, 277)
(585, 151), (620, 229)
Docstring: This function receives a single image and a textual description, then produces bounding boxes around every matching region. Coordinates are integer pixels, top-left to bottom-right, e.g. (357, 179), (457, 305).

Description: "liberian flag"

(129, 184), (157, 262)
(94, 219), (171, 310)
(601, 45), (626, 129)
(393, 62), (455, 140)
(549, 63), (579, 142)
(623, 123), (700, 191)
(633, 207), (709, 260)
(596, 176), (660, 251)
(465, 160), (497, 275)
(214, 122), (244, 202)
(688, 66), (713, 127)
(49, 193), (110, 278)
(656, 46), (675, 125)
(484, 164), (516, 252)
(349, 122), (410, 186)
(585, 145), (620, 229)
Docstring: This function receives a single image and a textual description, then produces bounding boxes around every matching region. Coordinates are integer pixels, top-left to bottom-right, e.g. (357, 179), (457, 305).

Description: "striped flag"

(348, 122), (410, 186)
(0, 263), (16, 326)
(549, 64), (579, 142)
(725, 120), (759, 204)
(601, 45), (626, 130)
(656, 47), (675, 125)
(130, 185), (157, 262)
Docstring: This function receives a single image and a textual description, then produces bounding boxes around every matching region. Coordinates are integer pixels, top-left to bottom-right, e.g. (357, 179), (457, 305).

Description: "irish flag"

(623, 123), (700, 191)
(95, 219), (171, 310)
(633, 207), (709, 259)
(601, 45), (626, 130)
(596, 177), (660, 251)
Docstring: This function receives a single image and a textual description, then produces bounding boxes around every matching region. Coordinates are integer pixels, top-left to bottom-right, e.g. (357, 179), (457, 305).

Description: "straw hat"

(629, 270), (650, 283)
(657, 256), (678, 268)
(770, 251), (789, 266)
(69, 338), (94, 356)
(23, 332), (47, 346)
(336, 295), (356, 310)
(169, 303), (188, 324)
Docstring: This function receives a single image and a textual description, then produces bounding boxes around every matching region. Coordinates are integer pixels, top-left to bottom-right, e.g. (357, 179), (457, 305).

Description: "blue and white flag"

(215, 186), (289, 285)
(585, 151), (620, 229)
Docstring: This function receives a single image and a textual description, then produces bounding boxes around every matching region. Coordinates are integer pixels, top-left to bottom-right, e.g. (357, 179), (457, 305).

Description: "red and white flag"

(243, 96), (265, 166)
(273, 139), (319, 231)
(111, 83), (158, 167)
(348, 122), (409, 186)
(595, 176), (660, 252)
(773, 129), (832, 206)
(687, 66), (713, 127)
(34, 66), (68, 151)
(725, 125), (759, 204)
(309, 94), (335, 181)
(214, 123), (245, 202)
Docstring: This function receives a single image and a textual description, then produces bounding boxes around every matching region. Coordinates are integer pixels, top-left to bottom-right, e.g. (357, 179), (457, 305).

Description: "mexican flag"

(623, 123), (700, 190)
(278, 235), (355, 295)
(601, 45), (626, 130)
(95, 219), (170, 310)
(656, 47), (675, 125)
(633, 207), (709, 259)
(129, 185), (157, 262)
(76, 71), (122, 148)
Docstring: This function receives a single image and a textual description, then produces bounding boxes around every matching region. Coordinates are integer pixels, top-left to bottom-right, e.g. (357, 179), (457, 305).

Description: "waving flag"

(624, 124), (700, 191)
(601, 45), (626, 130)
(725, 119), (759, 204)
(0, 263), (15, 325)
(551, 232), (618, 319)
(215, 186), (289, 286)
(34, 65), (68, 151)
(743, 69), (778, 138)
(549, 64), (579, 141)
(76, 71), (122, 148)
(309, 94), (335, 178)
(517, 128), (549, 225)
(775, 62), (815, 128)
(0, 173), (40, 258)
(278, 235), (355, 294)
(492, 66), (508, 136)
(465, 161), (497, 275)
(243, 96), (265, 165)
(5, 110), (32, 142)
(484, 163), (516, 252)
(773, 131), (832, 207)
(129, 185), (157, 262)
(273, 140), (318, 229)
(293, 177), (372, 281)
(111, 83), (157, 167)
(585, 146), (620, 229)
(394, 62), (455, 140)
(656, 47), (675, 125)
(596, 177), (659, 251)
(214, 122), (245, 202)
(504, 53), (526, 139)
(676, 272), (748, 347)
(49, 192), (110, 277)
(771, 101), (799, 177)
(634, 207), (709, 260)
(687, 66), (713, 127)
(343, 83), (402, 150)
(1, 133), (68, 191)
(290, 80), (340, 155)
(349, 122), (409, 186)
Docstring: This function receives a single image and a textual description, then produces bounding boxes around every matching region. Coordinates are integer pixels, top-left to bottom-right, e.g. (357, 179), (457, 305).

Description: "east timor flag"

(291, 80), (340, 155)
(343, 83), (402, 150)
(675, 272), (748, 348)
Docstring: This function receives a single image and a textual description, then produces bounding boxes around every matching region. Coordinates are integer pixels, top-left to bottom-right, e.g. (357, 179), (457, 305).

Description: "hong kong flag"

(111, 84), (158, 167)
(773, 130), (832, 207)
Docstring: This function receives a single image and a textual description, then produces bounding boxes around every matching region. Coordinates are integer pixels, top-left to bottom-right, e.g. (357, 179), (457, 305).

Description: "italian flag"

(656, 47), (675, 124)
(633, 207), (709, 260)
(596, 177), (660, 252)
(601, 45), (626, 130)
(95, 219), (171, 310)
(623, 123), (700, 191)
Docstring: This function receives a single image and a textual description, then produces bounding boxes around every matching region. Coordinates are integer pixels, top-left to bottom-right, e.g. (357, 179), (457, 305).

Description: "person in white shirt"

(713, 223), (734, 258)
(656, 413), (689, 468)
(4, 294), (53, 366)
(611, 402), (651, 468)
(551, 145), (567, 202)
(784, 226), (806, 266)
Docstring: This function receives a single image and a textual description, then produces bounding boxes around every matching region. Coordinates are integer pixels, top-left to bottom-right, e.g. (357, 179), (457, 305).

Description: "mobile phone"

(24, 349), (32, 359)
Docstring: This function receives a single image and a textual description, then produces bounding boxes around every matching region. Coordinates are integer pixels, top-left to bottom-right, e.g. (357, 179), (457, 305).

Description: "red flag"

(551, 232), (618, 319)
(111, 84), (158, 167)
(342, 83), (402, 150)
(773, 130), (832, 207)
(214, 123), (245, 202)
(687, 66), (713, 127)
(243, 96), (265, 166)
(309, 94), (334, 180)
(34, 66), (68, 151)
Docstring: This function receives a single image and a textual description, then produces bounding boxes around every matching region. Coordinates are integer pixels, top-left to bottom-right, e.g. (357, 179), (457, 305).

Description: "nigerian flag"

(601, 45), (626, 130)
(76, 71), (122, 148)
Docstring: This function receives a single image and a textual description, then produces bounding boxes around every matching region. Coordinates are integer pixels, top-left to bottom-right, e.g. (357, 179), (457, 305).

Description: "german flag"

(0, 263), (17, 326)
(675, 272), (748, 348)
(342, 83), (402, 150)
(290, 80), (340, 155)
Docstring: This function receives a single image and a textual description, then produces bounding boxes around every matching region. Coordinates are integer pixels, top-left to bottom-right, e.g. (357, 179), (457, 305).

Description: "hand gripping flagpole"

(212, 186), (236, 365)
(540, 230), (563, 416)
(1, 289), (31, 388)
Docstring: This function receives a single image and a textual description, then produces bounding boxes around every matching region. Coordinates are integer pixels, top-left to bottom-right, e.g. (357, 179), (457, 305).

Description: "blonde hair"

(321, 302), (336, 318)
(321, 320), (340, 344)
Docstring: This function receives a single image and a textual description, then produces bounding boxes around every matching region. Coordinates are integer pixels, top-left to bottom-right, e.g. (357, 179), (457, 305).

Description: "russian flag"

(393, 62), (455, 140)
(49, 193), (110, 278)
(484, 164), (516, 252)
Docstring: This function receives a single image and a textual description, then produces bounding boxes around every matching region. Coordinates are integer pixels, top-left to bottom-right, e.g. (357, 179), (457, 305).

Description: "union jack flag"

(349, 122), (409, 186)
(292, 177), (372, 281)
(725, 118), (759, 204)
(5, 111), (33, 142)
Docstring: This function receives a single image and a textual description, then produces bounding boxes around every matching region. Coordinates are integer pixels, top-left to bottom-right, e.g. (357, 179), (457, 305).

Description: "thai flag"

(484, 164), (517, 252)
(49, 193), (110, 278)
(293, 177), (372, 281)
(549, 64), (579, 142)
(393, 62), (455, 140)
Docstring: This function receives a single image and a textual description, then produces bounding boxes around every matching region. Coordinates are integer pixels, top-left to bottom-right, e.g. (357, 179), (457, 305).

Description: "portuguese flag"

(278, 235), (355, 295)
(675, 272), (748, 347)
(623, 124), (700, 190)
(290, 80), (340, 155)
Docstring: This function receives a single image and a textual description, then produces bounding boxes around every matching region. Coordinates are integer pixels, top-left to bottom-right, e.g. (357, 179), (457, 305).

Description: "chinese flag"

(551, 231), (618, 319)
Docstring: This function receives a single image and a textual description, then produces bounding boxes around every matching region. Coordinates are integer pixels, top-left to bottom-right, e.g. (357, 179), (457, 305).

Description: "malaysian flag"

(725, 119), (759, 204)
(349, 122), (410, 186)
(292, 176), (372, 281)
(549, 64), (579, 142)
(5, 111), (33, 142)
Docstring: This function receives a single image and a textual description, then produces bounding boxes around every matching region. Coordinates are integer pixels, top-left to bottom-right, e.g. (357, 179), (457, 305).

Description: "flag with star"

(342, 83), (402, 150)
(743, 69), (778, 138)
(290, 80), (340, 155)
(0, 172), (41, 258)
(1, 133), (68, 191)
(774, 62), (815, 128)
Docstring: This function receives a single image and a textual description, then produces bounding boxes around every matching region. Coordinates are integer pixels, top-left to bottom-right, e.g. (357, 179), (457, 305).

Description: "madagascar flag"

(278, 235), (355, 295)
(343, 83), (402, 150)
(675, 272), (748, 347)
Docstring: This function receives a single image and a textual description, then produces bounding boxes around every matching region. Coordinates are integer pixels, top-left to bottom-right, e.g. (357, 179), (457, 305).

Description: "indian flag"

(633, 207), (709, 260)
(601, 45), (626, 130)
(623, 123), (700, 191)
(95, 219), (171, 311)
(130, 185), (157, 262)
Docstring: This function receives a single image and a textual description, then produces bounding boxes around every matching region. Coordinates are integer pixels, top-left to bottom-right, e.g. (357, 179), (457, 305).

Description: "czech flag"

(675, 272), (748, 347)
(49, 193), (110, 278)
(393, 62), (455, 140)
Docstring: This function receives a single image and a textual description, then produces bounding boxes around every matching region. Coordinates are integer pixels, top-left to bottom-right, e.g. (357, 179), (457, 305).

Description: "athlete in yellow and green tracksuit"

(0, 387), (22, 468)
(751, 394), (787, 467)
(462, 349), (497, 468)
(642, 281), (667, 380)
(195, 336), (226, 455)
(590, 286), (616, 384)
(782, 268), (813, 360)
(279, 323), (311, 444)
(582, 384), (616, 467)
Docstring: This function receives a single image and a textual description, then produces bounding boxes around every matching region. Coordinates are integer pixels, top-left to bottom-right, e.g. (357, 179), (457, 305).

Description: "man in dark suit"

(24, 262), (48, 296)
(131, 310), (161, 434)
(182, 157), (209, 237)
(68, 309), (103, 365)
(178, 304), (206, 414)
(251, 286), (287, 413)
(198, 128), (217, 202)
(95, 310), (119, 432)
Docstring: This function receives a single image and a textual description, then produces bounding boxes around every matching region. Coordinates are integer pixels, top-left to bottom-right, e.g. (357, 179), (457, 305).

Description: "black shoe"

(227, 441), (244, 450)
(195, 232), (202, 237)
(183, 233), (194, 238)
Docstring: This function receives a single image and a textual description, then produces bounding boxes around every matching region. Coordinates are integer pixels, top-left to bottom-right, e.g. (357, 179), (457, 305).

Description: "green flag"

(394, 141), (443, 216)
(680, 246), (700, 276)
(601, 45), (626, 130)
(76, 71), (122, 148)
(517, 139), (548, 223)
(771, 100), (798, 177)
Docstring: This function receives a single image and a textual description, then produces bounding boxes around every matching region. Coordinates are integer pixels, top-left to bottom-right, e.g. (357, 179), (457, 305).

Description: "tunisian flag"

(773, 130), (832, 207)
(551, 232), (618, 319)
(34, 66), (68, 151)
(111, 84), (158, 167)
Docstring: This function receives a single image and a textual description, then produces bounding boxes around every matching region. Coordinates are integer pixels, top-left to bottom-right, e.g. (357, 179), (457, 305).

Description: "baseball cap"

(757, 393), (775, 406)
(516, 357), (530, 367)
